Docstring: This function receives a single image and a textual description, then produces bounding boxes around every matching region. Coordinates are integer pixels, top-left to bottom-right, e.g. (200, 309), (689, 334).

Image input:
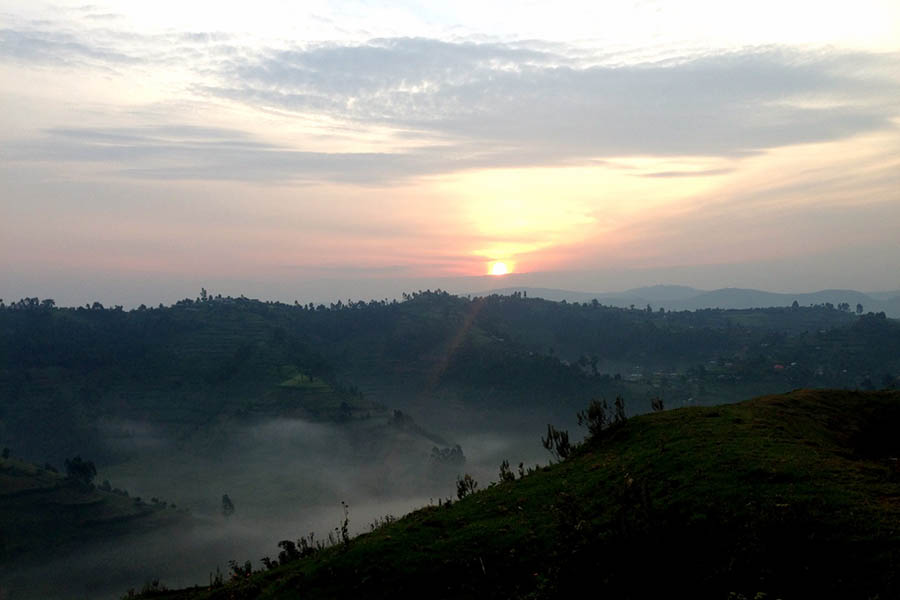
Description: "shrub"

(456, 473), (478, 499)
(576, 399), (609, 438)
(542, 425), (572, 461)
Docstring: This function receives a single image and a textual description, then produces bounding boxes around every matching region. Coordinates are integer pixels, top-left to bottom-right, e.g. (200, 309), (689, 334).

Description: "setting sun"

(489, 261), (510, 276)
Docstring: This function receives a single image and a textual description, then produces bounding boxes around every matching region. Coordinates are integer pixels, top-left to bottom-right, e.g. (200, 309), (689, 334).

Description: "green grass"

(146, 389), (900, 600)
(278, 372), (331, 391)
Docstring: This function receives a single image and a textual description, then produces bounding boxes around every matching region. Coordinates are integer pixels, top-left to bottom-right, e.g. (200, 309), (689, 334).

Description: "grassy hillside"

(146, 389), (900, 599)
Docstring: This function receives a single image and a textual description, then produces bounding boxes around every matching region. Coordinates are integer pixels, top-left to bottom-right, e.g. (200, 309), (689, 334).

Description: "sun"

(489, 261), (510, 276)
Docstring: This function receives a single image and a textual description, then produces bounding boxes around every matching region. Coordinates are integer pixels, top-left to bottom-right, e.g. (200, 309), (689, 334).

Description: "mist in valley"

(1, 406), (550, 600)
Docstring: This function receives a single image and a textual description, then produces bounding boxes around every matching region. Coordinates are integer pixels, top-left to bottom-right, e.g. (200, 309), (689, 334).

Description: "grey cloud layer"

(221, 39), (898, 157)
(2, 27), (898, 183)
(5, 125), (530, 183)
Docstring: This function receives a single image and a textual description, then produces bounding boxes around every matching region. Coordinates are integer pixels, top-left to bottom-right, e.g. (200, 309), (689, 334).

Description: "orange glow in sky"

(2, 0), (899, 306)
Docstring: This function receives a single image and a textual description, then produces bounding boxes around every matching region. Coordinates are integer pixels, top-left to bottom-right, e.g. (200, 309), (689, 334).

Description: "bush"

(64, 455), (97, 489)
(576, 399), (609, 438)
(541, 425), (572, 461)
(456, 473), (478, 499)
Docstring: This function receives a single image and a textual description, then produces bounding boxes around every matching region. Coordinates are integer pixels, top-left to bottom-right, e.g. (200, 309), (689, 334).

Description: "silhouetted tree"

(222, 494), (235, 517)
(64, 455), (97, 488)
(614, 395), (627, 424)
(577, 399), (609, 438)
(277, 540), (299, 563)
(456, 473), (478, 499)
(542, 425), (572, 461)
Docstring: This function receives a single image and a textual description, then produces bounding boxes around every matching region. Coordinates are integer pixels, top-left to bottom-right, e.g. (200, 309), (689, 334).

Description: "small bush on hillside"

(576, 399), (609, 438)
(339, 501), (350, 548)
(542, 425), (572, 461)
(456, 473), (478, 499)
(576, 395), (629, 441)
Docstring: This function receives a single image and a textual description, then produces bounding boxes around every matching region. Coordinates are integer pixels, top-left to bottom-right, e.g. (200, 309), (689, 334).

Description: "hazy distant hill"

(867, 290), (900, 301)
(486, 285), (900, 317)
(486, 284), (705, 307)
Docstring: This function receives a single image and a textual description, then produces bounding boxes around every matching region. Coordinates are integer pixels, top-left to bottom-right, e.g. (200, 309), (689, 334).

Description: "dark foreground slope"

(145, 389), (900, 600)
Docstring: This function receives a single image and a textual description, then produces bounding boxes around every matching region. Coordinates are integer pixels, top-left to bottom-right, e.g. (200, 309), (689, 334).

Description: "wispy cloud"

(2, 23), (897, 184)
(640, 168), (735, 178)
(0, 27), (140, 66)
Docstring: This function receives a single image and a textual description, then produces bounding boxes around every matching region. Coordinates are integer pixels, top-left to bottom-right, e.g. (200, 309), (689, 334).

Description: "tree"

(64, 455), (97, 488)
(222, 494), (235, 517)
(542, 424), (572, 461)
(577, 399), (609, 438)
(614, 395), (627, 424)
(277, 540), (299, 563)
(856, 303), (864, 314)
(1, 447), (9, 459)
(456, 474), (478, 499)
(339, 501), (350, 547)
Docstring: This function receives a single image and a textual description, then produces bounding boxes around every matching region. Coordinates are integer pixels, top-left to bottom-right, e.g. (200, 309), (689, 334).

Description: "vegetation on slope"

(142, 389), (900, 600)
(3, 291), (897, 463)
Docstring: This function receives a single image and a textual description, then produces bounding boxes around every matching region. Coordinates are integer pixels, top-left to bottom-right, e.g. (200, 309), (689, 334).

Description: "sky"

(1, 0), (899, 306)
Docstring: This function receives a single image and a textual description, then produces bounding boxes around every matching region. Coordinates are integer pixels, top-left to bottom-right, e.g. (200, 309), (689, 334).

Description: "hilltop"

(143, 389), (900, 599)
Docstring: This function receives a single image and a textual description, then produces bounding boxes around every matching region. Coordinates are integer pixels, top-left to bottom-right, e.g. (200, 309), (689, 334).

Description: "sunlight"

(489, 261), (510, 276)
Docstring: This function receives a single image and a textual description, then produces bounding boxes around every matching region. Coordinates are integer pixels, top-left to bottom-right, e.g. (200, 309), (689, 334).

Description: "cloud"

(0, 27), (140, 66)
(4, 124), (597, 184)
(640, 168), (735, 178)
(2, 25), (898, 183)
(218, 40), (899, 157)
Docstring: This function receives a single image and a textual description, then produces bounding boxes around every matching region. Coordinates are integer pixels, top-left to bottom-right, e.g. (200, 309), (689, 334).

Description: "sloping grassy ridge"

(149, 390), (900, 599)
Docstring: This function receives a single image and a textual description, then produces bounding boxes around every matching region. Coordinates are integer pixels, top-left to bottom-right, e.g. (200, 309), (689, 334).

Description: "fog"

(0, 412), (550, 600)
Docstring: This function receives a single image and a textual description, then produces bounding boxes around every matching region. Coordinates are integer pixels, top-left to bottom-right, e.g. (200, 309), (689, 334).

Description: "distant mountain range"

(484, 285), (900, 317)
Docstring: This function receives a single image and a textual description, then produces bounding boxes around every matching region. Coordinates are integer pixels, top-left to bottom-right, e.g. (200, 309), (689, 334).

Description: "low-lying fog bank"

(1, 413), (550, 599)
